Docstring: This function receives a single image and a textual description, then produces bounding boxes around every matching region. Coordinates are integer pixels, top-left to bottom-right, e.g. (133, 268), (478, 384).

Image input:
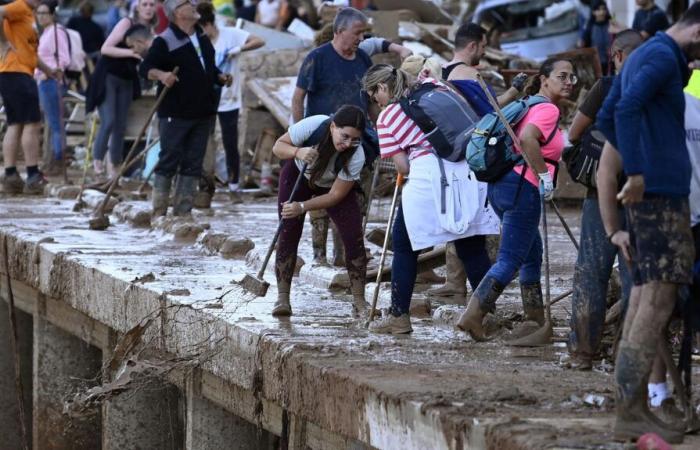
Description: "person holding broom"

(271, 104), (369, 317)
(362, 64), (499, 334)
(457, 57), (574, 342)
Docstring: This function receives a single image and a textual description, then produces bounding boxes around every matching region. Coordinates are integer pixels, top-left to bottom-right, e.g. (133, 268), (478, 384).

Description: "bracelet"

(293, 147), (300, 158)
(607, 230), (621, 244)
(299, 202), (305, 213)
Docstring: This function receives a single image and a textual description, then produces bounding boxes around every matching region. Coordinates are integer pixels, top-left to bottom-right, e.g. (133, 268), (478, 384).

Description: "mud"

(1, 189), (699, 450)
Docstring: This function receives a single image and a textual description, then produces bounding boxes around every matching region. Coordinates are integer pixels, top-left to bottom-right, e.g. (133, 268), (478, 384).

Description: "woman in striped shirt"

(362, 64), (499, 334)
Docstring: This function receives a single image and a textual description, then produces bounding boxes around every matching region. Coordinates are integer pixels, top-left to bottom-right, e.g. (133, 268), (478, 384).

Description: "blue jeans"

(93, 74), (133, 165)
(38, 78), (64, 160)
(485, 170), (543, 288)
(568, 196), (632, 358)
(389, 205), (492, 316)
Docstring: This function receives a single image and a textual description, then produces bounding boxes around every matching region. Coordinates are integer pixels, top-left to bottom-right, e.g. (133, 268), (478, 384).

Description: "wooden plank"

(246, 77), (296, 129)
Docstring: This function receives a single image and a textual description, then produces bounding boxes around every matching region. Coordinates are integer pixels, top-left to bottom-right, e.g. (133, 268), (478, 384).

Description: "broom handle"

(368, 172), (404, 324)
(256, 162), (309, 279)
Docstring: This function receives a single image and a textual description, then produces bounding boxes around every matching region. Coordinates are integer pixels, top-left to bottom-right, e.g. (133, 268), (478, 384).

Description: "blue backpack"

(466, 95), (558, 182)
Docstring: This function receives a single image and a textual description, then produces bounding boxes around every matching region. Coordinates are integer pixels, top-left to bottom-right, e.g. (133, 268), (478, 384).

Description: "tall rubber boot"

(349, 267), (369, 315)
(614, 340), (685, 443)
(272, 283), (292, 316)
(332, 224), (346, 267)
(426, 243), (467, 297)
(193, 175), (215, 209)
(172, 175), (198, 216)
(456, 276), (504, 341)
(152, 174), (173, 217)
(508, 282), (546, 340)
(310, 212), (329, 265)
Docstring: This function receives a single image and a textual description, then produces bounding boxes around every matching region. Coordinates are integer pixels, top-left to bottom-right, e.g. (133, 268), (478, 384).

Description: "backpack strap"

(302, 117), (332, 148)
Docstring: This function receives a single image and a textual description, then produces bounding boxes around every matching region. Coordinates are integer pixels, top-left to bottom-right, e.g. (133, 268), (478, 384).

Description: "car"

(473, 0), (581, 61)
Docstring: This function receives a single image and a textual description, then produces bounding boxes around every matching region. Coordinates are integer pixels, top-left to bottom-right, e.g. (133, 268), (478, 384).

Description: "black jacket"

(140, 23), (222, 119)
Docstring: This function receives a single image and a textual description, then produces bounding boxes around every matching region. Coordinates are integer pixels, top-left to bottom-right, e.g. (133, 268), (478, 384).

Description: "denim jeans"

(389, 205), (492, 316)
(93, 74), (133, 165)
(568, 196), (632, 358)
(485, 170), (543, 287)
(38, 78), (64, 160)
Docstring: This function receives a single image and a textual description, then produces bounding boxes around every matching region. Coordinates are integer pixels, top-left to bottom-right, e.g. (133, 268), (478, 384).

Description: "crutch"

(367, 173), (404, 326)
(474, 73), (553, 346)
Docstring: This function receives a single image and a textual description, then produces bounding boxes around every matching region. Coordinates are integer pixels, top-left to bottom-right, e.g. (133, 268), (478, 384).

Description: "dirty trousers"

(156, 116), (213, 178)
(568, 196), (632, 358)
(389, 205), (492, 316)
(275, 161), (367, 289)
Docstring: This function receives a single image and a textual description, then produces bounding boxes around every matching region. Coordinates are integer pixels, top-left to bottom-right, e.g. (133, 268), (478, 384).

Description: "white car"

(473, 0), (581, 61)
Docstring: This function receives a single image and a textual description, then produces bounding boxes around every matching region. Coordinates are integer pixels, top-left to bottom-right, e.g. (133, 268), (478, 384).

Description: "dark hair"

(611, 29), (643, 55)
(125, 23), (152, 42)
(454, 23), (486, 51)
(678, 3), (700, 26)
(78, 0), (93, 17)
(309, 105), (365, 187)
(525, 57), (574, 96)
(197, 1), (216, 26)
(39, 0), (58, 14)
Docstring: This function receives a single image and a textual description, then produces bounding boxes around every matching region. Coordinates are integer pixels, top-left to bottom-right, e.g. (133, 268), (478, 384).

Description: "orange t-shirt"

(0, 0), (38, 75)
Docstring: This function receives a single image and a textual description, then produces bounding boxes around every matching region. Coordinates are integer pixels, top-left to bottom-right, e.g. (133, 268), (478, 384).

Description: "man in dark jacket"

(596, 4), (700, 444)
(140, 0), (231, 216)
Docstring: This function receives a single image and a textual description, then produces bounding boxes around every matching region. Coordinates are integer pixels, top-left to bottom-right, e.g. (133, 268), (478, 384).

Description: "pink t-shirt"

(34, 24), (70, 81)
(512, 102), (563, 188)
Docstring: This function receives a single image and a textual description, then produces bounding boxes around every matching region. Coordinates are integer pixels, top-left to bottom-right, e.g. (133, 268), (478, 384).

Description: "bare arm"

(387, 42), (412, 59)
(568, 111), (594, 143)
(392, 152), (410, 176)
(243, 34), (265, 52)
(101, 18), (138, 59)
(597, 141), (632, 260)
(519, 124), (548, 174)
(497, 87), (520, 107)
(272, 131), (317, 164)
(146, 69), (178, 87)
(291, 87), (306, 124)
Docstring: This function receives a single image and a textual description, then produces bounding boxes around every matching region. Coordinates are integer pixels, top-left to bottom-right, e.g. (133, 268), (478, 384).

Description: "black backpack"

(562, 76), (614, 189)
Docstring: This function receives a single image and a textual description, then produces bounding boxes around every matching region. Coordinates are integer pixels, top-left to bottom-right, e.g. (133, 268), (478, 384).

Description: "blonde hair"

(400, 56), (442, 81)
(362, 63), (413, 104)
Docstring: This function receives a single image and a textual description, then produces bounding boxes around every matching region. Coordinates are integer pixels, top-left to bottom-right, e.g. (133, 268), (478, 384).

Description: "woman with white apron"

(362, 64), (499, 334)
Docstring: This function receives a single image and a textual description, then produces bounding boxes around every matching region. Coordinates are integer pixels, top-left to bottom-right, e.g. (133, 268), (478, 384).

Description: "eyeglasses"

(554, 73), (578, 85)
(339, 132), (361, 147)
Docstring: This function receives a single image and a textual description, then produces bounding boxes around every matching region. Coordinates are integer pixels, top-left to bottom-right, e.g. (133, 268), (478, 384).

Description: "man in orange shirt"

(0, 0), (60, 194)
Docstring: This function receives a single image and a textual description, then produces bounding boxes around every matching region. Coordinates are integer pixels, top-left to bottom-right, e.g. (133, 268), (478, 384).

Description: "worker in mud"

(428, 23), (528, 305)
(457, 57), (574, 342)
(292, 7), (411, 269)
(139, 0), (232, 216)
(565, 30), (642, 371)
(362, 64), (499, 334)
(594, 4), (700, 444)
(270, 104), (369, 317)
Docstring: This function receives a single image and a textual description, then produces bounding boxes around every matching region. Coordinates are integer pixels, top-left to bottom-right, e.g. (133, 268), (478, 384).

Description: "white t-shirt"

(189, 33), (205, 68)
(213, 27), (250, 112)
(289, 115), (365, 188)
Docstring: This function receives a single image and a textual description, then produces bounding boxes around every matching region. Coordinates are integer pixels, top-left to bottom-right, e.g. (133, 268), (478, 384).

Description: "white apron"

(401, 154), (500, 251)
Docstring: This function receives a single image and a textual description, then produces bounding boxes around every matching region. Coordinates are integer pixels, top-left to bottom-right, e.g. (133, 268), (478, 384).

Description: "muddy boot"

(426, 243), (467, 298)
(350, 275), (369, 315)
(24, 171), (48, 195)
(310, 214), (329, 265)
(152, 174), (173, 217)
(613, 341), (685, 444)
(1, 171), (25, 194)
(272, 289), (292, 316)
(368, 313), (412, 334)
(331, 225), (345, 267)
(172, 175), (198, 216)
(456, 276), (504, 341)
(193, 175), (215, 209)
(508, 282), (545, 340)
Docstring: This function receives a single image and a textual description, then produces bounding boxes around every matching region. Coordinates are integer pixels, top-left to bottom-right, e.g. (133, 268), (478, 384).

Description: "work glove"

(511, 72), (529, 92)
(538, 171), (554, 201)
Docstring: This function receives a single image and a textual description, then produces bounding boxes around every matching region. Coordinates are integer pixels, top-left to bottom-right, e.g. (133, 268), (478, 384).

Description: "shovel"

(475, 73), (555, 346)
(238, 162), (308, 297)
(367, 173), (404, 326)
(88, 67), (178, 230)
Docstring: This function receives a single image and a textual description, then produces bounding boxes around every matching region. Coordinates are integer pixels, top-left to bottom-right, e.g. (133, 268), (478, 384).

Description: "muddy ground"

(1, 177), (699, 449)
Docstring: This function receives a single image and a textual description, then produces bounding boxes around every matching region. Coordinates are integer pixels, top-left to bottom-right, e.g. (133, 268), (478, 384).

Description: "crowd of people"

(1, 0), (700, 445)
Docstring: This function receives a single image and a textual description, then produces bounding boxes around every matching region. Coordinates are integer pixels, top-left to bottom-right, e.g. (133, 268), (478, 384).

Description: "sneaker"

(228, 182), (239, 192)
(24, 172), (48, 195)
(93, 159), (104, 175)
(1, 172), (25, 194)
(368, 313), (413, 334)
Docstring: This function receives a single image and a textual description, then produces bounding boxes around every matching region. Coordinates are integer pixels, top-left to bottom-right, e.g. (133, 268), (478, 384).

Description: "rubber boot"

(508, 282), (545, 340)
(350, 273), (369, 315)
(310, 213), (329, 265)
(456, 276), (504, 341)
(173, 175), (198, 216)
(426, 243), (467, 297)
(613, 340), (685, 444)
(272, 288), (292, 316)
(332, 224), (346, 267)
(193, 175), (215, 209)
(152, 174), (173, 217)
